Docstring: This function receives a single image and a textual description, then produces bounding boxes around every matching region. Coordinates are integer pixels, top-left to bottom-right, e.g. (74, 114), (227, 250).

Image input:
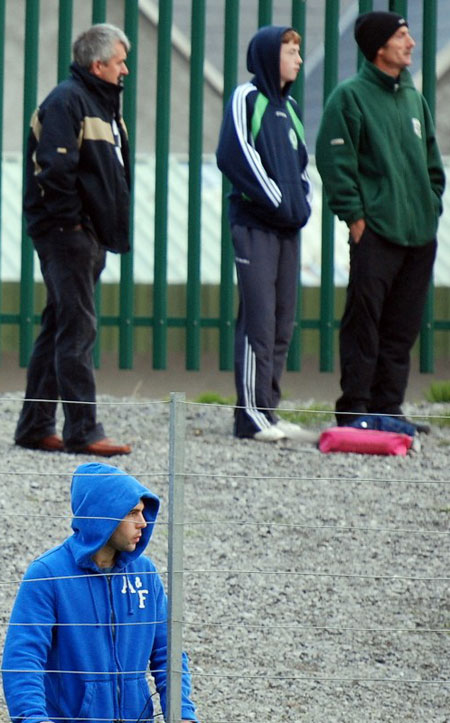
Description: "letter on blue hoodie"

(2, 462), (198, 723)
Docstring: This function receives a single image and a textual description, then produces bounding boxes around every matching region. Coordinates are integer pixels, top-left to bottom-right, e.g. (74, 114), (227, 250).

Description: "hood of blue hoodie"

(246, 25), (294, 104)
(69, 462), (160, 572)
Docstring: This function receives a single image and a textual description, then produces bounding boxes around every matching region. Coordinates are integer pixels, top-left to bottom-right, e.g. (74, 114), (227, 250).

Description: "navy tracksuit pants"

(232, 225), (300, 438)
(336, 227), (437, 425)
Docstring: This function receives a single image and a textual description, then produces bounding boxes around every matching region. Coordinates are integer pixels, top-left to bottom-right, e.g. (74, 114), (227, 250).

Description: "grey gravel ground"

(0, 392), (449, 722)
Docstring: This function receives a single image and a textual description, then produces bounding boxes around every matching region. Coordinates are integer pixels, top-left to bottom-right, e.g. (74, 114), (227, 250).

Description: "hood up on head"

(70, 462), (160, 571)
(246, 25), (294, 104)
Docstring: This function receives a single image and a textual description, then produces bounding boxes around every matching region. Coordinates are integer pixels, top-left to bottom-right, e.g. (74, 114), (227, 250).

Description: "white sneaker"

(275, 419), (320, 443)
(253, 425), (286, 442)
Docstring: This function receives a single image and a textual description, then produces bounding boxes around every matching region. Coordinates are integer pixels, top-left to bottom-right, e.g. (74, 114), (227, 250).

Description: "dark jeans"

(336, 228), (437, 425)
(15, 227), (106, 450)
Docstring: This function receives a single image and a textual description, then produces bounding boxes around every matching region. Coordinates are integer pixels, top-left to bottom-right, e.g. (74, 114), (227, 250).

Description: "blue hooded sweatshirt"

(216, 25), (311, 233)
(2, 462), (198, 723)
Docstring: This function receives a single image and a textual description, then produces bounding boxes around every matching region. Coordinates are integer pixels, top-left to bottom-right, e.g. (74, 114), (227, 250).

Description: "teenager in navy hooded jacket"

(217, 26), (313, 442)
(2, 462), (198, 723)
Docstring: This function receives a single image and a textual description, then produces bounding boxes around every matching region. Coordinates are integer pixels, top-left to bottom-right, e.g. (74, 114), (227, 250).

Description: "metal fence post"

(287, 0), (306, 372)
(153, 0), (173, 370)
(420, 0), (438, 373)
(186, 0), (206, 371)
(219, 0), (239, 371)
(167, 392), (186, 722)
(19, 0), (40, 367)
(319, 0), (339, 372)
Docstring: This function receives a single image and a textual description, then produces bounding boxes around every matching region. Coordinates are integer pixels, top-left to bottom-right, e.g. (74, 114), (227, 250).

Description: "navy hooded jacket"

(216, 25), (311, 233)
(2, 462), (198, 723)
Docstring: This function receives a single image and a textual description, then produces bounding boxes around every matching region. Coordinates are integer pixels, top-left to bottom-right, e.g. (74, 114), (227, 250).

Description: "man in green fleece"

(316, 11), (445, 431)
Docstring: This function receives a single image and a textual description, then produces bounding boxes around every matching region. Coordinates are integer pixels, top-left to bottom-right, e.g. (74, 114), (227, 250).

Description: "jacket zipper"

(107, 575), (124, 723)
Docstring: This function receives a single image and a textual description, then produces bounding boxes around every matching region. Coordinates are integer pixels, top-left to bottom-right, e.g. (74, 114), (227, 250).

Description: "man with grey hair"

(15, 24), (133, 456)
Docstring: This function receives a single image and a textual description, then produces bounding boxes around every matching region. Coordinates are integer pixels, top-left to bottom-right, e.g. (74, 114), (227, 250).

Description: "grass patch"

(194, 392), (234, 405)
(278, 402), (334, 427)
(426, 380), (450, 403)
(193, 394), (334, 427)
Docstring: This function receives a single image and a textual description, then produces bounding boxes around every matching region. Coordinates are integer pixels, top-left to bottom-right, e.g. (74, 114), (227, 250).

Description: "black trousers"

(15, 227), (106, 449)
(336, 227), (437, 425)
(232, 225), (299, 438)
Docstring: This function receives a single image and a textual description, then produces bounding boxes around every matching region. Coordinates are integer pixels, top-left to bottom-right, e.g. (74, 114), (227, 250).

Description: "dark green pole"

(319, 0), (339, 372)
(186, 0), (205, 370)
(20, 0), (40, 366)
(420, 0), (437, 373)
(287, 0), (306, 372)
(57, 0), (72, 83)
(219, 0), (239, 370)
(357, 0), (373, 70)
(258, 0), (272, 27)
(389, 0), (407, 16)
(92, 0), (106, 23)
(119, 0), (139, 369)
(153, 0), (173, 369)
(91, 0), (106, 367)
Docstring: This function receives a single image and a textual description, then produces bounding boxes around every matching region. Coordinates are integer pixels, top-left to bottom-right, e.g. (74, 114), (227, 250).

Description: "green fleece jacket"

(315, 60), (445, 246)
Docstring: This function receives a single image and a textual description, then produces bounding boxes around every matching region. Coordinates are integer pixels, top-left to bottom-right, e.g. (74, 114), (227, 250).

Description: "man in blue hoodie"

(217, 26), (315, 443)
(2, 462), (198, 723)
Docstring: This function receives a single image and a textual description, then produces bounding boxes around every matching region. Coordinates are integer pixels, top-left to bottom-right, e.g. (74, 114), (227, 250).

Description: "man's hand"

(349, 218), (366, 244)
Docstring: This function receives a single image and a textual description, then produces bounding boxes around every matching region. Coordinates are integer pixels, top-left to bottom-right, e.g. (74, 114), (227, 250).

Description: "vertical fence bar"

(153, 0), (173, 369)
(19, 0), (40, 366)
(219, 0), (239, 370)
(57, 0), (73, 83)
(287, 0), (306, 372)
(119, 0), (139, 369)
(186, 0), (205, 370)
(357, 0), (373, 69)
(319, 0), (339, 372)
(91, 0), (106, 367)
(167, 392), (186, 723)
(389, 0), (408, 16)
(258, 0), (272, 27)
(419, 0), (437, 373)
(0, 0), (5, 359)
(91, 0), (106, 23)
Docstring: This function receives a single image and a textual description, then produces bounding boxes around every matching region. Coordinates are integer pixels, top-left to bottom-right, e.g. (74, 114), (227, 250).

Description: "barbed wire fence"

(0, 391), (449, 721)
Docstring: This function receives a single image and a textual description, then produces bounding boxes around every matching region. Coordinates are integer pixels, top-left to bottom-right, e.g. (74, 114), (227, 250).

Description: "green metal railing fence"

(3, 0), (448, 372)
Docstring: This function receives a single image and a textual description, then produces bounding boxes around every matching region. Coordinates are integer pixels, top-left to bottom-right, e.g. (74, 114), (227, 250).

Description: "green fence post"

(186, 0), (205, 370)
(389, 0), (408, 16)
(219, 0), (239, 371)
(119, 0), (139, 369)
(258, 0), (272, 27)
(91, 0), (106, 367)
(286, 0), (306, 372)
(20, 0), (40, 367)
(319, 0), (339, 372)
(91, 0), (106, 23)
(153, 0), (173, 369)
(58, 0), (72, 83)
(0, 0), (5, 360)
(420, 0), (437, 373)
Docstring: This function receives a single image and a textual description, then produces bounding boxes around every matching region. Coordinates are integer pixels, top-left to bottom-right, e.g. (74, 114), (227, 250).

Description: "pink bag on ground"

(319, 426), (413, 456)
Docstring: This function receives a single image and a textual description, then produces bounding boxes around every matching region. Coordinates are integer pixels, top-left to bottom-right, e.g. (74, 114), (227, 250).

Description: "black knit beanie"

(354, 11), (408, 61)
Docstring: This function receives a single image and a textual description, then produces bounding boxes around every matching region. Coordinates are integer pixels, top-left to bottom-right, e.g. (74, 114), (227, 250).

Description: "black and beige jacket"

(24, 63), (131, 253)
